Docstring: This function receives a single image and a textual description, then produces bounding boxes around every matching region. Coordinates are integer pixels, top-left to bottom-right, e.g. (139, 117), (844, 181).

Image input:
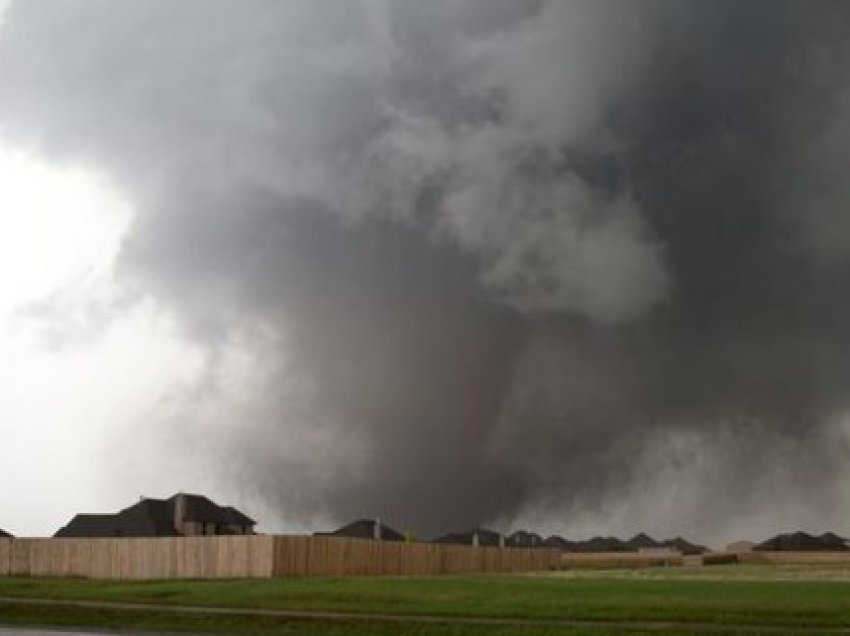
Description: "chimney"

(472, 531), (479, 548)
(174, 493), (186, 535)
(373, 517), (381, 541)
(499, 534), (505, 549)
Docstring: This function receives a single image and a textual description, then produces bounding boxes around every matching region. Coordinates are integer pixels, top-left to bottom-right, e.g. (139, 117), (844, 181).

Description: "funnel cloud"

(2, 1), (850, 543)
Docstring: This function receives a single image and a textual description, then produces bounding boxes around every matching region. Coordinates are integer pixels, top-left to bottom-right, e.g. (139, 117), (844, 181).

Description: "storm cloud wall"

(2, 1), (850, 541)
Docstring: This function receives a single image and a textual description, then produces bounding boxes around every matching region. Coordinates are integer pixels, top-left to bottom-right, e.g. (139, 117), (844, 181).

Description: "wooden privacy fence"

(558, 551), (683, 569)
(271, 536), (557, 576)
(0, 536), (274, 579)
(0, 536), (558, 580)
(739, 551), (850, 565)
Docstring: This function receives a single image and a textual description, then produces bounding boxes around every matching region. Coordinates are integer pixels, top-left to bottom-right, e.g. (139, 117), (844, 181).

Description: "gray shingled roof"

(506, 530), (544, 548)
(220, 505), (255, 526)
(571, 536), (631, 552)
(626, 533), (663, 550)
(54, 493), (255, 537)
(316, 519), (404, 541)
(662, 536), (708, 555)
(432, 529), (502, 547)
(542, 535), (574, 550)
(55, 514), (119, 538)
(173, 494), (254, 526)
(113, 498), (179, 536)
(755, 531), (849, 551)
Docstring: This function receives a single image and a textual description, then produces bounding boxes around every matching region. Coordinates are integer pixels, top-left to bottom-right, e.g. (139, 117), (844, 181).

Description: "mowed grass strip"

(1, 603), (659, 636)
(3, 571), (850, 629)
(4, 602), (826, 636)
(566, 563), (850, 582)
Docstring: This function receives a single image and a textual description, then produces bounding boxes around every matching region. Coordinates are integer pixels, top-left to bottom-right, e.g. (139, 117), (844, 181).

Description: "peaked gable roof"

(626, 533), (663, 550)
(662, 536), (708, 555)
(317, 519), (404, 541)
(821, 531), (847, 546)
(53, 493), (255, 537)
(55, 514), (119, 538)
(221, 505), (255, 526)
(114, 498), (179, 536)
(506, 530), (544, 548)
(755, 531), (849, 551)
(573, 536), (631, 552)
(168, 494), (255, 527)
(432, 528), (502, 547)
(542, 535), (573, 550)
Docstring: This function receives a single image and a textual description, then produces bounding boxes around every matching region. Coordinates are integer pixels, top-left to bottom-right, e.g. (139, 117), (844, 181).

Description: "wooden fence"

(558, 551), (683, 569)
(739, 551), (850, 565)
(271, 536), (558, 576)
(0, 536), (274, 579)
(0, 536), (558, 580)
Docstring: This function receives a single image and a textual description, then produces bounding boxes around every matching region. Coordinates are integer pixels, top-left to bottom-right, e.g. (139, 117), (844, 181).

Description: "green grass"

(0, 604), (664, 636)
(568, 563), (850, 581)
(3, 566), (850, 634)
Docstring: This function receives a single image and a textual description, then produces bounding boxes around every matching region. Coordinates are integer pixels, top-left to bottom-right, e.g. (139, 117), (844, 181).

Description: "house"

(506, 530), (544, 548)
(625, 533), (663, 550)
(54, 493), (255, 538)
(315, 518), (404, 542)
(542, 535), (575, 550)
(662, 536), (708, 555)
(624, 533), (707, 555)
(570, 536), (631, 552)
(432, 528), (502, 547)
(0, 528), (12, 538)
(55, 514), (119, 538)
(754, 531), (849, 552)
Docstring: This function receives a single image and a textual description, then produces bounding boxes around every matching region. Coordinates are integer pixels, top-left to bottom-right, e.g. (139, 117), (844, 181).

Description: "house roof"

(506, 530), (544, 548)
(822, 531), (847, 545)
(114, 498), (180, 536)
(168, 494), (255, 526)
(55, 514), (119, 538)
(571, 536), (631, 552)
(626, 533), (663, 550)
(0, 528), (12, 538)
(432, 529), (502, 547)
(317, 519), (405, 541)
(755, 531), (849, 552)
(221, 505), (255, 526)
(54, 493), (255, 538)
(662, 536), (708, 555)
(542, 535), (574, 550)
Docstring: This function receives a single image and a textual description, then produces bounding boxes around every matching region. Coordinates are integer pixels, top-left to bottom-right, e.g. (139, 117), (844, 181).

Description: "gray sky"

(1, 1), (850, 546)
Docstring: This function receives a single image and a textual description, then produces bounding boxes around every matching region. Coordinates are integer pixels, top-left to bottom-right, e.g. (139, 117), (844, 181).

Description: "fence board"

(739, 551), (850, 564)
(0, 535), (557, 579)
(0, 536), (272, 579)
(559, 551), (683, 569)
(270, 536), (558, 577)
(0, 539), (9, 576)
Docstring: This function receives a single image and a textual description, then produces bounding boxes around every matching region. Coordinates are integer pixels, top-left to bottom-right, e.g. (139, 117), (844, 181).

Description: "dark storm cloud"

(2, 0), (850, 540)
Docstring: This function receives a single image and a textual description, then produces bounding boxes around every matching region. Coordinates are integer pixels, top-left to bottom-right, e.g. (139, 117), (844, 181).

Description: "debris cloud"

(3, 1), (850, 542)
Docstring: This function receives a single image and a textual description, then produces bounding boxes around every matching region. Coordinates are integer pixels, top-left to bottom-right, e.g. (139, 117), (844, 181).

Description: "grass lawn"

(0, 604), (650, 636)
(3, 565), (850, 634)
